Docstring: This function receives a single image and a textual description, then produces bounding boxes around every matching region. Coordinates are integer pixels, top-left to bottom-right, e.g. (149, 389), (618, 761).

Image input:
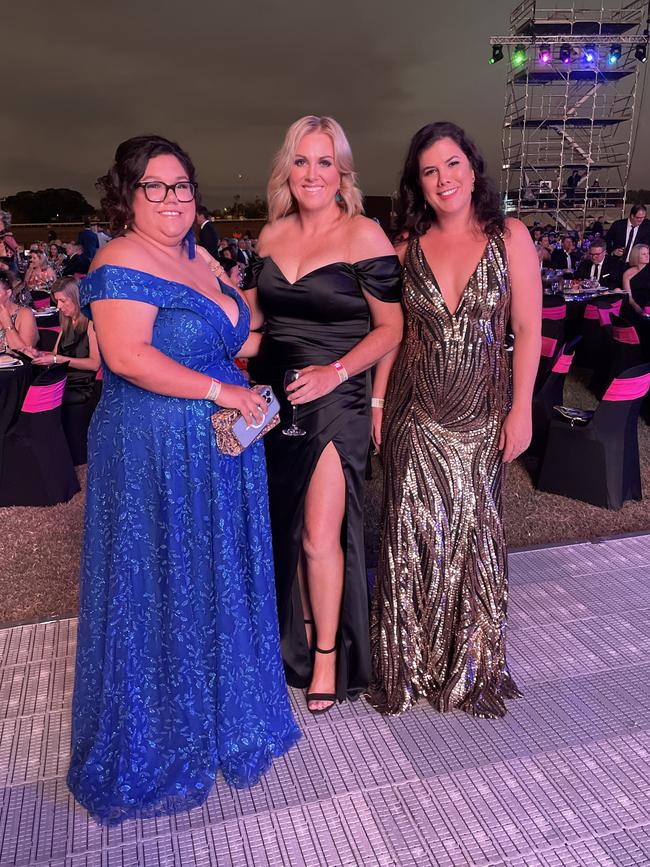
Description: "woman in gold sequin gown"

(368, 123), (541, 718)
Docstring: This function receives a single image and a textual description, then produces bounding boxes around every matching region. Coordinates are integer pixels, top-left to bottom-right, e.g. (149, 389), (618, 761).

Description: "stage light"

(539, 45), (552, 64)
(635, 43), (647, 63)
(512, 44), (527, 67)
(489, 44), (503, 65)
(583, 44), (596, 63)
(560, 44), (571, 64)
(608, 44), (622, 65)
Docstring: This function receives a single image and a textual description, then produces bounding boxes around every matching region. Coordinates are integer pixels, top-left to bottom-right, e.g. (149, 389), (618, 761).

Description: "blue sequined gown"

(67, 265), (300, 825)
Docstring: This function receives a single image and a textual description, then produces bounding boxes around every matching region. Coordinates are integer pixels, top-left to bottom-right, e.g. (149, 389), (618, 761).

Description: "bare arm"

(89, 298), (267, 425)
(622, 267), (644, 314)
(33, 321), (101, 370)
(369, 241), (407, 448)
(16, 307), (39, 349)
(501, 218), (542, 462)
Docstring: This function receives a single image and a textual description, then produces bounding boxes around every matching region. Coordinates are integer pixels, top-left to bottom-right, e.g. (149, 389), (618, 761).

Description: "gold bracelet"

(205, 378), (222, 402)
(371, 397), (385, 408)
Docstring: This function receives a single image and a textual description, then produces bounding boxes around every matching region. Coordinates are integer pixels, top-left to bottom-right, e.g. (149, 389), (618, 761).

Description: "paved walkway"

(1, 535), (650, 866)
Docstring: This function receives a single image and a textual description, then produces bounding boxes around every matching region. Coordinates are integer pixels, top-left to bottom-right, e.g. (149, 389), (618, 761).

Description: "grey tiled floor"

(1, 535), (650, 866)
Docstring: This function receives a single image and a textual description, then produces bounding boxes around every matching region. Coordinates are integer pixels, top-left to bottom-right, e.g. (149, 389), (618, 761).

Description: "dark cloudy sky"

(4, 0), (649, 209)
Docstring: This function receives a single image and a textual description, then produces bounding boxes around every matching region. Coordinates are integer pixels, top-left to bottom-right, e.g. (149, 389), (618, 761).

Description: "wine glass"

(282, 369), (306, 437)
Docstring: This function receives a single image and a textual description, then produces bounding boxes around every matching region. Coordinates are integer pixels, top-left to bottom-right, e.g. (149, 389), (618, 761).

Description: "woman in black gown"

(242, 116), (403, 713)
(622, 244), (650, 316)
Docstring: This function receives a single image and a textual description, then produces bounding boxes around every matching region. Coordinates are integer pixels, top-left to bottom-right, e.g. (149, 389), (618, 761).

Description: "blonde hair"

(267, 116), (364, 222)
(628, 243), (649, 268)
(51, 277), (88, 340)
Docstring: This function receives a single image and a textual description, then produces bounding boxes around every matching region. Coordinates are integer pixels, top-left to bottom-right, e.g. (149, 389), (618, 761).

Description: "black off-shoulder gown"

(244, 255), (401, 700)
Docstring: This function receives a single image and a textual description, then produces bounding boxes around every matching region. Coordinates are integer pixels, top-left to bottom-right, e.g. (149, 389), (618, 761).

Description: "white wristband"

(205, 378), (222, 402)
(371, 397), (385, 408)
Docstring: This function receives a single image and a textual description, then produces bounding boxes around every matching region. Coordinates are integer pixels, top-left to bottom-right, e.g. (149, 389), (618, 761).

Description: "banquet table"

(0, 357), (32, 476)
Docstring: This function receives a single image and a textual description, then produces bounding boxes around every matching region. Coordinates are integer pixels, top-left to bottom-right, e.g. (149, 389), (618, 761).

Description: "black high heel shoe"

(306, 646), (336, 715)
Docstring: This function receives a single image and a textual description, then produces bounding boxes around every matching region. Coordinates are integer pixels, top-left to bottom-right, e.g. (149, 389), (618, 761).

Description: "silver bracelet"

(371, 397), (385, 408)
(205, 378), (222, 402)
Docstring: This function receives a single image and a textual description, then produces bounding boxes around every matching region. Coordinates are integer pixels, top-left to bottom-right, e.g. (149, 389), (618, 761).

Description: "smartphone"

(231, 385), (280, 450)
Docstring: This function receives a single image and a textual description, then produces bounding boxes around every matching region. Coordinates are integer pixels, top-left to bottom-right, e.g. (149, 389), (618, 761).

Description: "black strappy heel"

(306, 645), (337, 715)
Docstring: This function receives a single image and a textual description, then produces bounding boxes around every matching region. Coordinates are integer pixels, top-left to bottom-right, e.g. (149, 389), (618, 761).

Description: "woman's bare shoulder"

(503, 217), (533, 244)
(257, 216), (297, 256)
(89, 236), (154, 274)
(347, 215), (395, 259)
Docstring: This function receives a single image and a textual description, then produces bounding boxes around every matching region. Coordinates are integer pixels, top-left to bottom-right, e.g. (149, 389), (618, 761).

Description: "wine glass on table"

(282, 369), (306, 437)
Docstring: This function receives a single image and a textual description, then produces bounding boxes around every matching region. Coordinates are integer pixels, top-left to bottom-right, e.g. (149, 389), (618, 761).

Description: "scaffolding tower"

(490, 0), (649, 232)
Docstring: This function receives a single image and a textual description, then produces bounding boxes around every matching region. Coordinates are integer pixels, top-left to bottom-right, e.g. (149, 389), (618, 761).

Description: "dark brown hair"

(394, 121), (504, 242)
(97, 135), (199, 235)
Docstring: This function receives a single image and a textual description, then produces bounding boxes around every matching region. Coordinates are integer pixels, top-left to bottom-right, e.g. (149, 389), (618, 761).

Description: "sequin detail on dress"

(368, 234), (521, 718)
(67, 265), (300, 825)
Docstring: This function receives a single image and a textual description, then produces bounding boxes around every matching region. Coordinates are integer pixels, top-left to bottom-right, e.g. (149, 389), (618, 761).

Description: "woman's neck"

(130, 227), (185, 261)
(432, 205), (481, 238)
(297, 203), (343, 237)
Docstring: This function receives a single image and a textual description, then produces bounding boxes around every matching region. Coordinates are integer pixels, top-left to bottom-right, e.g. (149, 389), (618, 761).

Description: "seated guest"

(536, 233), (553, 267)
(605, 204), (650, 263)
(48, 242), (67, 274)
(195, 205), (220, 258)
(573, 238), (623, 289)
(63, 241), (91, 277)
(24, 252), (57, 290)
(0, 271), (38, 350)
(77, 217), (100, 261)
(30, 277), (100, 402)
(0, 210), (19, 272)
(622, 243), (650, 317)
(550, 235), (578, 271)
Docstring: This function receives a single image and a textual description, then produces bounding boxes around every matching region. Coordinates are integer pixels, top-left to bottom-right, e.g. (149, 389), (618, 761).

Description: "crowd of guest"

(531, 203), (650, 316)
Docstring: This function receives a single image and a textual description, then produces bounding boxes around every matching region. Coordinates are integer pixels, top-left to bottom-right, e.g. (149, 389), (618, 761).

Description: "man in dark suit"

(195, 206), (220, 259)
(605, 205), (650, 263)
(62, 241), (91, 276)
(550, 236), (579, 271)
(573, 238), (623, 289)
(236, 238), (251, 267)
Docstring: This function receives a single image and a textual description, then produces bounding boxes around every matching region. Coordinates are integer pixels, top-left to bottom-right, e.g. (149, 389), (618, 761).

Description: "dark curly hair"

(97, 134), (200, 235)
(394, 121), (504, 243)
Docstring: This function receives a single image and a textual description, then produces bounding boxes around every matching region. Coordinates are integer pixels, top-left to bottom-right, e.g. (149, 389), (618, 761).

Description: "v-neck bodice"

(400, 232), (512, 420)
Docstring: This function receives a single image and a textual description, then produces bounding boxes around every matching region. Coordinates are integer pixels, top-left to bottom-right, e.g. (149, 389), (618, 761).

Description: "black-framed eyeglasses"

(134, 181), (197, 203)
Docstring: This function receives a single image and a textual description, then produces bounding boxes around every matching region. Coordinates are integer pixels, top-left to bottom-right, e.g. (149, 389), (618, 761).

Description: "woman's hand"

(32, 352), (57, 366)
(285, 365), (340, 405)
(499, 407), (532, 463)
(217, 383), (266, 427)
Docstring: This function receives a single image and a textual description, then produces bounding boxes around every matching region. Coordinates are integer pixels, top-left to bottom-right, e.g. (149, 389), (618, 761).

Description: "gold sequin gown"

(368, 233), (521, 718)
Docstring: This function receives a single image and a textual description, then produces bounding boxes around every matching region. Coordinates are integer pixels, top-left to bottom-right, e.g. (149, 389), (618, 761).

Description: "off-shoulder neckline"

(85, 263), (243, 329)
(263, 254), (400, 287)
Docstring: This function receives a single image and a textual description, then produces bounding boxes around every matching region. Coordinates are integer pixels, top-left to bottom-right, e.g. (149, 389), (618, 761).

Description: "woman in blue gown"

(66, 135), (300, 825)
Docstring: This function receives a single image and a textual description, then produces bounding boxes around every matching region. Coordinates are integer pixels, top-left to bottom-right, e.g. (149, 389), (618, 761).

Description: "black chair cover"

(0, 364), (80, 506)
(536, 363), (650, 509)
